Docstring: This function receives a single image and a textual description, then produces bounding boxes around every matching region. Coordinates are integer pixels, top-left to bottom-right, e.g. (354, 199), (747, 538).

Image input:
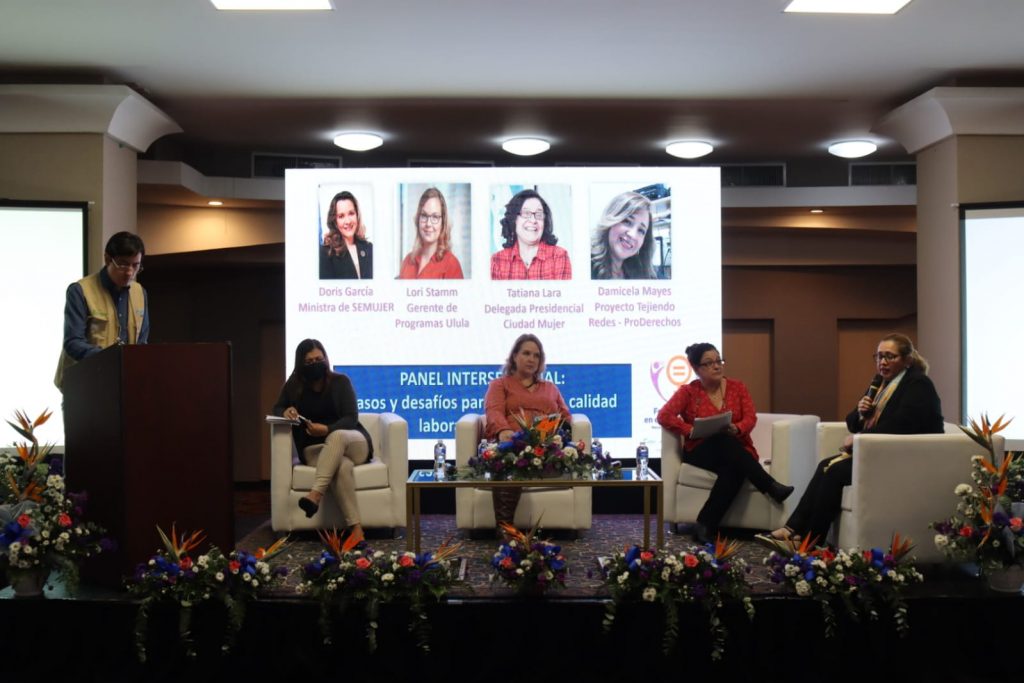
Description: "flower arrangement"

(298, 529), (462, 653)
(763, 533), (923, 637)
(600, 537), (753, 660)
(932, 414), (1024, 573)
(466, 412), (594, 480)
(0, 409), (109, 595)
(490, 521), (567, 594)
(127, 525), (289, 661)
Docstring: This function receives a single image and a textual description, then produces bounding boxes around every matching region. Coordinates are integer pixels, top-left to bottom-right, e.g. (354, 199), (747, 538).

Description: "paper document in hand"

(265, 415), (300, 425)
(689, 411), (733, 439)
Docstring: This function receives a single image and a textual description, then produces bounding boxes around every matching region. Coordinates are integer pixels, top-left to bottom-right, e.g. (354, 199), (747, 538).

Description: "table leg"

(405, 485), (414, 551)
(413, 486), (422, 555)
(656, 481), (665, 548)
(643, 483), (651, 549)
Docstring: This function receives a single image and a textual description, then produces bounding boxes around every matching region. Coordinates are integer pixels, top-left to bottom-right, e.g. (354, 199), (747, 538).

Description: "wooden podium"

(63, 343), (234, 587)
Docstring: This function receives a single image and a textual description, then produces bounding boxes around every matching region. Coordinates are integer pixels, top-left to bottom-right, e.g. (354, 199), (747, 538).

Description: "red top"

(484, 375), (571, 439)
(490, 242), (572, 280)
(398, 249), (464, 279)
(656, 378), (759, 459)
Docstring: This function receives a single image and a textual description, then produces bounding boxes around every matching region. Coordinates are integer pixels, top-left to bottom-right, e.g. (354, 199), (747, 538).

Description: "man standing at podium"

(54, 231), (149, 390)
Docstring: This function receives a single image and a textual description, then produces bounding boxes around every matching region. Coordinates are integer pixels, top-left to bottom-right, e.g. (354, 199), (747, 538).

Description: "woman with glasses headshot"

(759, 333), (943, 548)
(272, 338), (372, 542)
(320, 190), (373, 280)
(398, 187), (464, 279)
(490, 188), (572, 280)
(657, 342), (794, 545)
(591, 191), (657, 280)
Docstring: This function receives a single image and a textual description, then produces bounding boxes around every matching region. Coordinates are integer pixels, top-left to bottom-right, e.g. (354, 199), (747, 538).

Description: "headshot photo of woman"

(398, 187), (465, 279)
(320, 190), (373, 280)
(591, 191), (657, 279)
(490, 188), (572, 280)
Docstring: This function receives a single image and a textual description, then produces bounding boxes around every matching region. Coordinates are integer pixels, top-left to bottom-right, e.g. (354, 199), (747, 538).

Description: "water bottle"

(636, 441), (649, 479)
(592, 439), (603, 459)
(434, 440), (447, 481)
(478, 439), (489, 459)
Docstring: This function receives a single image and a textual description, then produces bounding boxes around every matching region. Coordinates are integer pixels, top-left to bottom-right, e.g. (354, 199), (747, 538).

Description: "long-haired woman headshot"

(591, 191), (657, 279)
(320, 190), (373, 279)
(398, 187), (464, 279)
(490, 188), (572, 280)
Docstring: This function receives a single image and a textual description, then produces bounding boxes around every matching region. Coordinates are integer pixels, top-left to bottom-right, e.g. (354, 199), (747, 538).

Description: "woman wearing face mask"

(272, 338), (372, 540)
(398, 187), (464, 279)
(591, 191), (657, 279)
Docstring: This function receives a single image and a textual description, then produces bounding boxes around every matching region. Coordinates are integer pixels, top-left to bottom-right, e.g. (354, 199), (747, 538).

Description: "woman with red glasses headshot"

(657, 342), (794, 545)
(759, 332), (943, 547)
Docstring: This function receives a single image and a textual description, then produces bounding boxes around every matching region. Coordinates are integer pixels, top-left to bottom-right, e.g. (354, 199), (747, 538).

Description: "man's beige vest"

(54, 272), (146, 390)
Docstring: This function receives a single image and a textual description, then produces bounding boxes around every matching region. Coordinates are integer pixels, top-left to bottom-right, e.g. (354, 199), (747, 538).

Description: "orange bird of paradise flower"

(156, 524), (207, 563)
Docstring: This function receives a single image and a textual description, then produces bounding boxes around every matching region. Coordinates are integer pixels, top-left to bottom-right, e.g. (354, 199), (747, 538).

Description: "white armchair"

(454, 413), (593, 531)
(269, 413), (407, 533)
(817, 421), (1001, 561)
(661, 413), (820, 532)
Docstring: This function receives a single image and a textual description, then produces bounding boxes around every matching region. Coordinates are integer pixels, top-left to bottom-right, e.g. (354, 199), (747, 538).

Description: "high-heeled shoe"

(691, 522), (714, 546)
(767, 481), (795, 503)
(298, 497), (319, 518)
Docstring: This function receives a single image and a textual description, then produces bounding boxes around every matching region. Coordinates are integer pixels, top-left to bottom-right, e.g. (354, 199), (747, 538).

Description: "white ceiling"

(2, 0), (1024, 165)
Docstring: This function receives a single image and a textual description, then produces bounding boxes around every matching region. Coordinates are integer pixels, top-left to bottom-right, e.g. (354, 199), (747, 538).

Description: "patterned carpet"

(238, 515), (787, 598)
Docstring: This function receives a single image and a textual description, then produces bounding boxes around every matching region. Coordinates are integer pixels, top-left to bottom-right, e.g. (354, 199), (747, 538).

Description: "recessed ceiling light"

(810, 209), (824, 214)
(501, 138), (551, 156)
(828, 140), (877, 159)
(210, 0), (333, 9)
(208, 200), (224, 207)
(333, 133), (384, 152)
(784, 0), (912, 15)
(665, 141), (714, 160)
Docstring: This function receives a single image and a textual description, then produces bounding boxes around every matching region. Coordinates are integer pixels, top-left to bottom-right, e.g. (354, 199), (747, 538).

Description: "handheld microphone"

(861, 374), (883, 416)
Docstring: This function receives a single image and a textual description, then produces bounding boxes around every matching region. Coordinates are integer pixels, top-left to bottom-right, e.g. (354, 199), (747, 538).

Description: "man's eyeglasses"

(518, 210), (545, 222)
(699, 359), (725, 369)
(111, 259), (143, 273)
(418, 213), (443, 226)
(872, 352), (901, 363)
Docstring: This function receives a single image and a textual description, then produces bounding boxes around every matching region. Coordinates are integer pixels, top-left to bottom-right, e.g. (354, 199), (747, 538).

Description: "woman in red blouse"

(484, 333), (572, 530)
(398, 187), (464, 280)
(657, 342), (793, 544)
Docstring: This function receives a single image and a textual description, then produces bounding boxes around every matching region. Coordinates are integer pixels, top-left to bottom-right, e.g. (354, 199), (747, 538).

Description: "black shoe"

(298, 497), (319, 519)
(768, 482), (795, 503)
(691, 523), (714, 546)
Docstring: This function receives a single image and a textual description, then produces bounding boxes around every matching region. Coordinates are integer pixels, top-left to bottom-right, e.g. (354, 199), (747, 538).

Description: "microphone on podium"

(861, 374), (883, 416)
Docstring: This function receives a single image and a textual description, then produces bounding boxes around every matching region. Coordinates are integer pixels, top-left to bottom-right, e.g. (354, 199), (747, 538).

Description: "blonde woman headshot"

(398, 187), (464, 279)
(591, 191), (656, 279)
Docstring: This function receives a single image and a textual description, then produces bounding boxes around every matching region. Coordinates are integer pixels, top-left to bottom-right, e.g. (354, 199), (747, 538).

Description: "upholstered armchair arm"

(456, 413), (484, 467)
(661, 427), (681, 524)
(766, 415), (819, 527)
(269, 422), (297, 531)
(845, 432), (976, 557)
(373, 412), (408, 524)
(569, 413), (592, 448)
(817, 422), (850, 462)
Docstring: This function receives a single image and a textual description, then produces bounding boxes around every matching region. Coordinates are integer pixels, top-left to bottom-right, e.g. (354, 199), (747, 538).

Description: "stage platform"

(2, 514), (1021, 682)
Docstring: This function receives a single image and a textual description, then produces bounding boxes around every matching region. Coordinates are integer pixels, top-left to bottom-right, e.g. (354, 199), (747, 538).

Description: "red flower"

(959, 526), (974, 538)
(500, 557), (514, 569)
(355, 557), (371, 569)
(640, 551), (654, 562)
(229, 560), (241, 573)
(180, 556), (193, 570)
(1011, 517), (1023, 532)
(58, 513), (72, 528)
(399, 555), (415, 568)
(16, 514), (31, 528)
(683, 554), (698, 568)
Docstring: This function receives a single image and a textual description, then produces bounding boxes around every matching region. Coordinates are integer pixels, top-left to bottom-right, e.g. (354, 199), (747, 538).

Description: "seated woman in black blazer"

(320, 190), (373, 279)
(761, 333), (943, 547)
